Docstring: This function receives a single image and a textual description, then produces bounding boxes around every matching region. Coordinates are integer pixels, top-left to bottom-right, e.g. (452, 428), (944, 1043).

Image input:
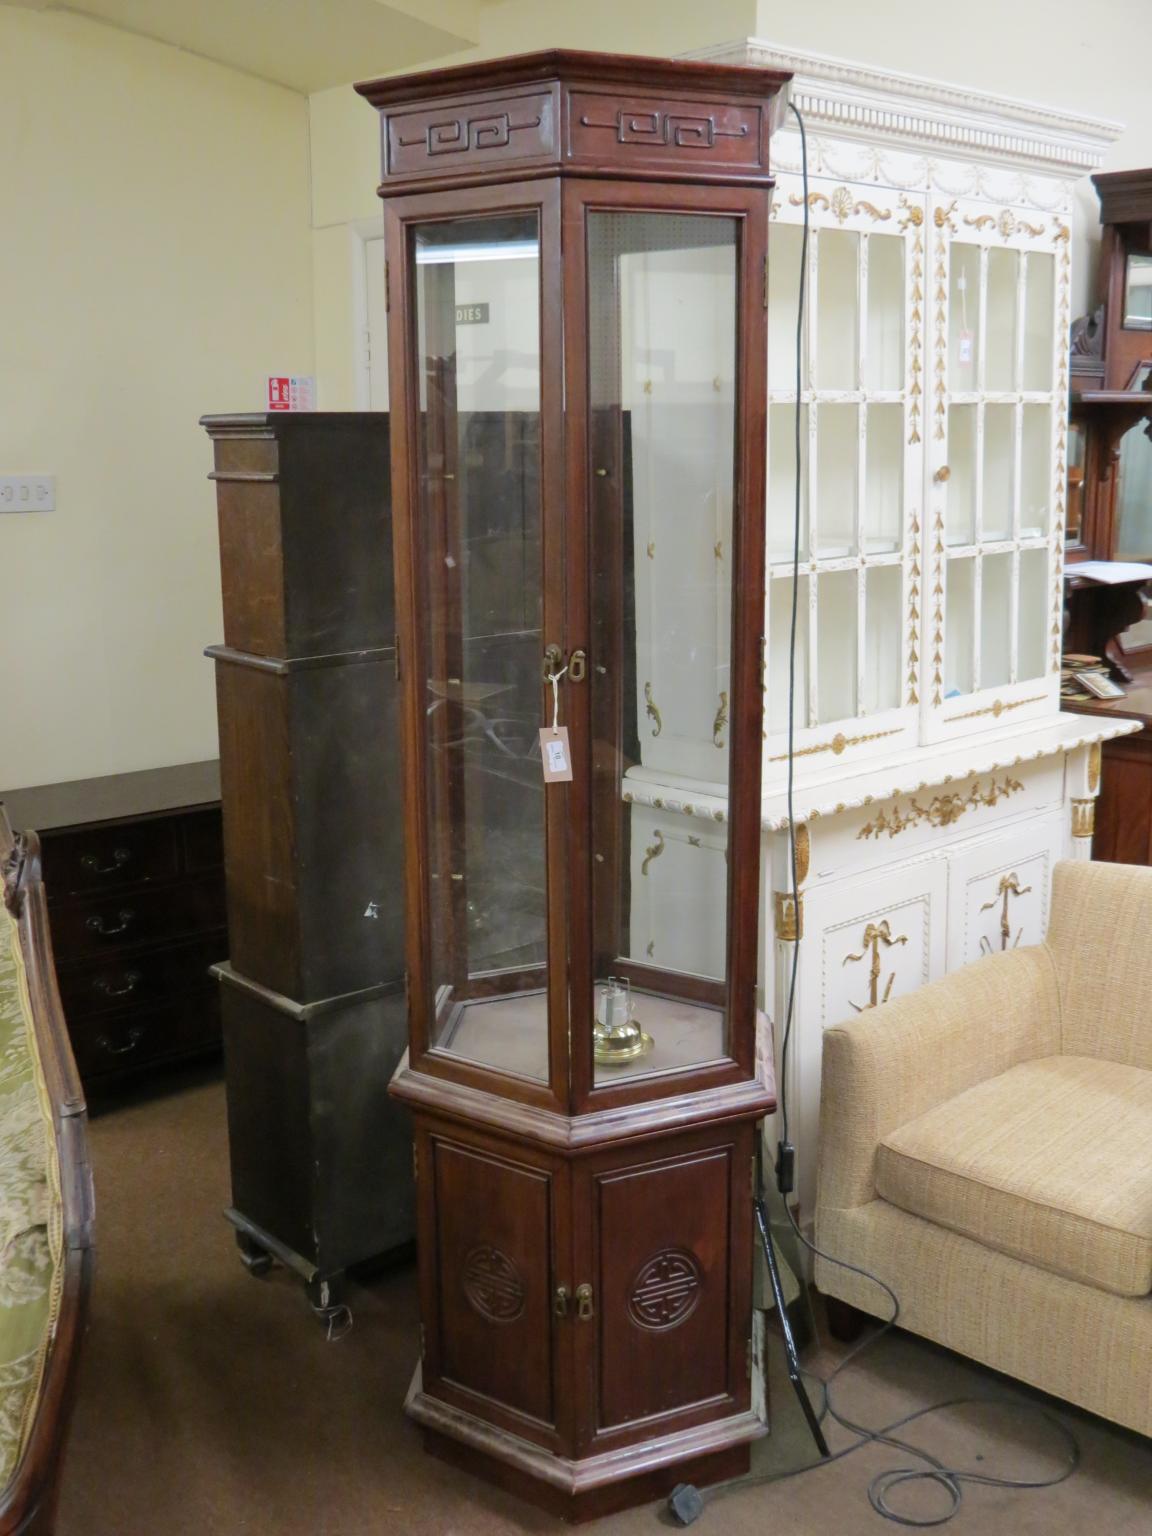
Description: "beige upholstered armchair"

(815, 859), (1152, 1438)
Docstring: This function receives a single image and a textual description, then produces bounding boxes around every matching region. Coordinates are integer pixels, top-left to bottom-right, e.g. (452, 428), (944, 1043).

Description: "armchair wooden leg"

(822, 1294), (871, 1344)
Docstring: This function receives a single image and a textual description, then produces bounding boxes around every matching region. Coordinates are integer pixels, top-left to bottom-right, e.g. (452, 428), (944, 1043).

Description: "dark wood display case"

(202, 412), (414, 1319)
(355, 50), (789, 1519)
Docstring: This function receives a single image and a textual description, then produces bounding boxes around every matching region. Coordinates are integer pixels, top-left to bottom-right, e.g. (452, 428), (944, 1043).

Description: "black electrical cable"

(667, 99), (1080, 1530)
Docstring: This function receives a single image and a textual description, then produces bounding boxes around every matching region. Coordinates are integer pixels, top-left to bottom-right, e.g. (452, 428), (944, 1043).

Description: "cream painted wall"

(309, 0), (1152, 407)
(0, 8), (314, 791)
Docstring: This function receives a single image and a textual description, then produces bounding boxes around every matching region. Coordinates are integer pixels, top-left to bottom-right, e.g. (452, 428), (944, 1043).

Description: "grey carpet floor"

(55, 1071), (1152, 1535)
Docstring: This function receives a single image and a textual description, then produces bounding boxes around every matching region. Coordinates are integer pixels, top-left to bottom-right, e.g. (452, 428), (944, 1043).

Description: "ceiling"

(3, 0), (485, 93)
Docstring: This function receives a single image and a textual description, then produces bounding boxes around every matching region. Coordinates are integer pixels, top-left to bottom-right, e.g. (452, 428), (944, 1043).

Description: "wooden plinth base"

(405, 1367), (762, 1523)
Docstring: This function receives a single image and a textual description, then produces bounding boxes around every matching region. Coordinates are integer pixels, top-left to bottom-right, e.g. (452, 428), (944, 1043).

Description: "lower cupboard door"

(582, 1131), (749, 1445)
(429, 1134), (562, 1442)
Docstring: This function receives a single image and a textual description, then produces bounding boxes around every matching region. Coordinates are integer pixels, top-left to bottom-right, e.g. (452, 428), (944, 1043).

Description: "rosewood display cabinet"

(354, 51), (789, 1519)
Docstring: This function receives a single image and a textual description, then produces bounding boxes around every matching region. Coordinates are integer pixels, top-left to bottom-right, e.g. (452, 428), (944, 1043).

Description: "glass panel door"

(585, 210), (738, 1085)
(412, 212), (550, 1083)
(764, 182), (919, 764)
(930, 202), (1061, 731)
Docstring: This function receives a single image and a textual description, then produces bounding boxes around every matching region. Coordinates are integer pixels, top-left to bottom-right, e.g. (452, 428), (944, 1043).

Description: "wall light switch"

(0, 476), (55, 512)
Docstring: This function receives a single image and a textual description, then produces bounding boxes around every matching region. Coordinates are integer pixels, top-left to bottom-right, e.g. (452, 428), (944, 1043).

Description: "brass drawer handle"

(80, 848), (132, 876)
(86, 909), (135, 938)
(95, 1024), (146, 1057)
(576, 1283), (594, 1321)
(93, 971), (142, 999)
(553, 1286), (570, 1319)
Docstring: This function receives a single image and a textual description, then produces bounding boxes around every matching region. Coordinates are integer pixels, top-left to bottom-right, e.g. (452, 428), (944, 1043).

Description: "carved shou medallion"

(629, 1248), (703, 1331)
(462, 1245), (526, 1323)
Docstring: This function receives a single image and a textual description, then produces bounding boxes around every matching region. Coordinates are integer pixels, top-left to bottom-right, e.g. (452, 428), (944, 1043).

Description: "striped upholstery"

(815, 859), (1152, 1437)
(877, 1056), (1152, 1297)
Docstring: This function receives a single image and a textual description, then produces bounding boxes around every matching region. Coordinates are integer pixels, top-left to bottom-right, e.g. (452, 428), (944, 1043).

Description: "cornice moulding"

(691, 38), (1123, 177)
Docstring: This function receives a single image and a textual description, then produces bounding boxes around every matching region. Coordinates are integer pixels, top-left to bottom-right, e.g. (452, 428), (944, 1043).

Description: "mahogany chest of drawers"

(0, 761), (227, 1094)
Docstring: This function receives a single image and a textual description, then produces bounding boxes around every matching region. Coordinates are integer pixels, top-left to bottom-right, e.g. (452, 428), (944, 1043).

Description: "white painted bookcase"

(625, 40), (1144, 1233)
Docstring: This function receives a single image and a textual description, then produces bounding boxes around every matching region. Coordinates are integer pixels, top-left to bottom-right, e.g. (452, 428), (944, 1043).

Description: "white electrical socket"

(0, 476), (55, 513)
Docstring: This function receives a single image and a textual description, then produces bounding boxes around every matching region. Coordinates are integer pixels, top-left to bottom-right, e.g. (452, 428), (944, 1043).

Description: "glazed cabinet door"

(572, 1125), (755, 1455)
(922, 196), (1068, 741)
(416, 1125), (573, 1451)
(764, 175), (926, 775)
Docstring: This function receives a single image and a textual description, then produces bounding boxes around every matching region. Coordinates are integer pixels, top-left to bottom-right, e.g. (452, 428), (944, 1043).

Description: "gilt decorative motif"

(908, 216), (924, 445)
(463, 1246), (525, 1323)
(789, 187), (891, 224)
(768, 727), (901, 764)
(1052, 221), (1072, 671)
(843, 920), (908, 1011)
(979, 872), (1032, 955)
(629, 1249), (702, 1331)
(641, 830), (665, 876)
(713, 692), (729, 750)
(856, 775), (1024, 840)
(644, 681), (663, 737)
(944, 695), (1046, 724)
(906, 513), (921, 704)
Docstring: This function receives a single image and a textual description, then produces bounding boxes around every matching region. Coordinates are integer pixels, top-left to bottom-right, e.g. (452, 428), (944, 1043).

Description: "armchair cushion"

(876, 1055), (1152, 1298)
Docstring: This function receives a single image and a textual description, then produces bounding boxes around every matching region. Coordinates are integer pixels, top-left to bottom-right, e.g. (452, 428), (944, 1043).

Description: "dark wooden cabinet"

(354, 49), (788, 1518)
(202, 411), (414, 1318)
(0, 763), (227, 1094)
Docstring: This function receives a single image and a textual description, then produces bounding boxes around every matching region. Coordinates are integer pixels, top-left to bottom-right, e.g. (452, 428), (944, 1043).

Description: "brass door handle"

(576, 1283), (594, 1321)
(553, 1286), (570, 1319)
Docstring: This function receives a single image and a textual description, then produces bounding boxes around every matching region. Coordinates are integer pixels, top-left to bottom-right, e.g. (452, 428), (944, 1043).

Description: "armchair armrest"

(816, 945), (1060, 1214)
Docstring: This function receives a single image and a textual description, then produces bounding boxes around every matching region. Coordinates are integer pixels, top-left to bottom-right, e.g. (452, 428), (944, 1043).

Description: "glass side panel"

(861, 564), (902, 716)
(945, 556), (975, 697)
(817, 569), (858, 724)
(1020, 405), (1052, 538)
(1018, 548), (1049, 680)
(587, 210), (738, 1085)
(1116, 419), (1152, 559)
(982, 404), (1015, 541)
(816, 404), (858, 557)
(864, 405), (903, 553)
(1023, 252), (1055, 391)
(985, 248), (1019, 392)
(949, 243), (980, 392)
(768, 223), (807, 392)
(816, 229), (859, 390)
(768, 573), (809, 735)
(947, 405), (977, 545)
(1124, 253), (1152, 329)
(865, 233), (905, 391)
(412, 213), (549, 1083)
(980, 551), (1013, 689)
(768, 402), (809, 564)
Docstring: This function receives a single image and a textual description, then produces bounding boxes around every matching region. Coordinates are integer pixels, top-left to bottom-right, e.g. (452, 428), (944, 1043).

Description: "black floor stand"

(754, 1195), (830, 1458)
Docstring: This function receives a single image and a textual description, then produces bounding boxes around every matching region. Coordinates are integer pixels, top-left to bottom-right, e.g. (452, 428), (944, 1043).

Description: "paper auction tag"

(539, 727), (573, 783)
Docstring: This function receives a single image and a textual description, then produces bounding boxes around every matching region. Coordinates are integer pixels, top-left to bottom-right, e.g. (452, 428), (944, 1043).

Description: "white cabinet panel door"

(945, 814), (1064, 969)
(786, 859), (948, 1217)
